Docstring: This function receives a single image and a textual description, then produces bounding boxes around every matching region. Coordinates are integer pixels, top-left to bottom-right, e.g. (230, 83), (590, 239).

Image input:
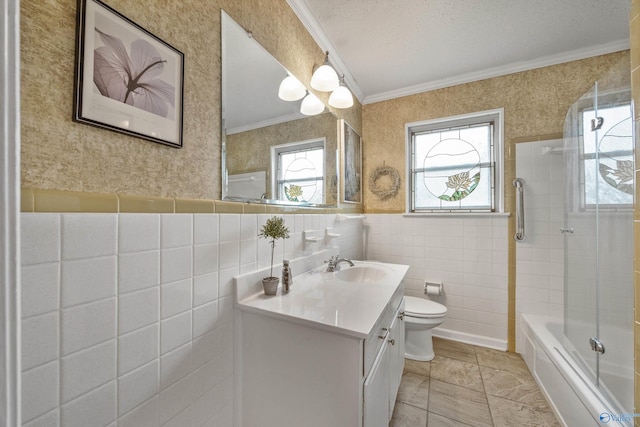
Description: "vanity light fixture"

(328, 74), (353, 109)
(310, 51), (339, 92)
(300, 92), (325, 116)
(278, 74), (306, 101)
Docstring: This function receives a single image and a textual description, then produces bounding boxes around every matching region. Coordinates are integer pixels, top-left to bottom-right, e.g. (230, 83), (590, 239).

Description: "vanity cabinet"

(238, 284), (405, 427)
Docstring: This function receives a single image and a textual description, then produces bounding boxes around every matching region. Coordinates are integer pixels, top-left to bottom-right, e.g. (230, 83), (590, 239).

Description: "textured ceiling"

(289, 0), (631, 104)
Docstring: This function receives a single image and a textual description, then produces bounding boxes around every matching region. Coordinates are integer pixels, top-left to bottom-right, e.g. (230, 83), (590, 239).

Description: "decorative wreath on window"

(368, 165), (401, 200)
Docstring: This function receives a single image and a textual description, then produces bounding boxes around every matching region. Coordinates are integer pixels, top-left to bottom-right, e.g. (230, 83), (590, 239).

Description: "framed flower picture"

(73, 0), (184, 148)
(340, 120), (362, 204)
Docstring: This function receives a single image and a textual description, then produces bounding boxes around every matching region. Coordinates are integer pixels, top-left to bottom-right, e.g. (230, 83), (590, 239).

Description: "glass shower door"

(562, 82), (598, 385)
(591, 95), (634, 413)
(563, 64), (634, 414)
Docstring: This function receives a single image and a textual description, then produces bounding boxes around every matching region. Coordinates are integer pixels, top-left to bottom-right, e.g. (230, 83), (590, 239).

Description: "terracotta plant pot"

(262, 277), (279, 296)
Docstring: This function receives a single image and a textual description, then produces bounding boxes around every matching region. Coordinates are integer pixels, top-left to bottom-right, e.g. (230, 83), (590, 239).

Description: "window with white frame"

(407, 109), (503, 213)
(271, 138), (325, 204)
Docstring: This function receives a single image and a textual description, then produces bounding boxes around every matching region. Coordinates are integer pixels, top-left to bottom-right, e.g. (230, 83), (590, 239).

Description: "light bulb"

(310, 52), (339, 92)
(311, 65), (339, 92)
(278, 75), (306, 101)
(300, 92), (324, 116)
(328, 85), (353, 109)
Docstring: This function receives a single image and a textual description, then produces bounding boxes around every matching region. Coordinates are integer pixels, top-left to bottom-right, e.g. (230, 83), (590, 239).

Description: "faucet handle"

(324, 255), (338, 271)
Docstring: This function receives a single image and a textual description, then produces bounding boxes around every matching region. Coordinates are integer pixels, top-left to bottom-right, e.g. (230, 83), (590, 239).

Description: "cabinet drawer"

(364, 310), (391, 377)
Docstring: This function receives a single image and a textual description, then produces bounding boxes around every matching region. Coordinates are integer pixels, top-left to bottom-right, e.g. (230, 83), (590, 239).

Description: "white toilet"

(403, 296), (447, 361)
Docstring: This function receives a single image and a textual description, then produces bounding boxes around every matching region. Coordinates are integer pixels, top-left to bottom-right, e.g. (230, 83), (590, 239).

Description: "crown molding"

(363, 39), (630, 105)
(286, 0), (365, 102)
(226, 111), (308, 135)
(286, 0), (629, 106)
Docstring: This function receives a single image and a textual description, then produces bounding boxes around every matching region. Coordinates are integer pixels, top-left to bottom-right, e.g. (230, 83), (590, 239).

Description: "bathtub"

(520, 314), (632, 427)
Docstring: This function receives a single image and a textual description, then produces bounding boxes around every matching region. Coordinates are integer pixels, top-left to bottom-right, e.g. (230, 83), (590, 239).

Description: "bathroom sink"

(334, 265), (389, 283)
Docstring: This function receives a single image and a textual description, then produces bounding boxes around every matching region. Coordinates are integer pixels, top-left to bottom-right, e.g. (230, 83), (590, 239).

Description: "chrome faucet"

(325, 255), (354, 272)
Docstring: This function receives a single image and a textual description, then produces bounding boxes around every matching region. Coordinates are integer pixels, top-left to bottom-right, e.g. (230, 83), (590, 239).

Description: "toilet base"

(405, 350), (434, 362)
(404, 327), (435, 361)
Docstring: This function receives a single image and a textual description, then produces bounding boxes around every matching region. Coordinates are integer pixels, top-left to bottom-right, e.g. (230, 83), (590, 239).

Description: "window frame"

(405, 109), (504, 214)
(270, 137), (326, 204)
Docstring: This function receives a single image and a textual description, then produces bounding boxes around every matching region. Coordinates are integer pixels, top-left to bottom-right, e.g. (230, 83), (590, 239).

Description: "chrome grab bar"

(513, 178), (525, 241)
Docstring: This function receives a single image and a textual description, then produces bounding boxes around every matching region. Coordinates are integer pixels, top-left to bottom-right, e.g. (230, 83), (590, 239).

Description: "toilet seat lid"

(404, 296), (447, 317)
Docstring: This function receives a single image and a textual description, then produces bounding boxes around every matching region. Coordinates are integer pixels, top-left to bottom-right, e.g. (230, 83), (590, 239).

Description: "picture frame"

(73, 0), (184, 148)
(340, 119), (362, 204)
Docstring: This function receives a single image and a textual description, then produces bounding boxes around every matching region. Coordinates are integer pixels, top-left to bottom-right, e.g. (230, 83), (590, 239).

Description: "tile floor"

(390, 337), (561, 427)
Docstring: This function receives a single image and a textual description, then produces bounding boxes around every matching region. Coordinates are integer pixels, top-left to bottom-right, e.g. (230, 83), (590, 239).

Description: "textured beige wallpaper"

(20, 0), (361, 200)
(362, 51), (629, 213)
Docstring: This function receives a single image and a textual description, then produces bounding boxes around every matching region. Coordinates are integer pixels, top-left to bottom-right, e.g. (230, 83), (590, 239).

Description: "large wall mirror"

(221, 11), (338, 207)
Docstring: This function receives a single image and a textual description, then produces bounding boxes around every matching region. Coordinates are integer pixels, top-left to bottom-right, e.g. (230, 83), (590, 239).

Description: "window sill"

(403, 212), (511, 218)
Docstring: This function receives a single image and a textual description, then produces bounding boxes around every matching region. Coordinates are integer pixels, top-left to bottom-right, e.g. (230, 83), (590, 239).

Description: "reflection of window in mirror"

(271, 138), (325, 204)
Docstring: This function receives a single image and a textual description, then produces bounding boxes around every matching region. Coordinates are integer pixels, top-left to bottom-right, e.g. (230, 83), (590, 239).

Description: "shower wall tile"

(20, 212), (362, 426)
(514, 139), (565, 352)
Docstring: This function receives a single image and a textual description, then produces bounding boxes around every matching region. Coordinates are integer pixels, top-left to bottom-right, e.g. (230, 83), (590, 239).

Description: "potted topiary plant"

(258, 216), (290, 295)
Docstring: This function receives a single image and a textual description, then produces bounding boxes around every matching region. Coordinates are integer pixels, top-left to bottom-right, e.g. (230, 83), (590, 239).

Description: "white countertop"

(236, 261), (409, 339)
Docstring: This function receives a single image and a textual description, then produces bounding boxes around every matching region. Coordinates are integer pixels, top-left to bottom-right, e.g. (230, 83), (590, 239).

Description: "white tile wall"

(514, 140), (565, 352)
(367, 214), (509, 346)
(20, 212), (360, 427)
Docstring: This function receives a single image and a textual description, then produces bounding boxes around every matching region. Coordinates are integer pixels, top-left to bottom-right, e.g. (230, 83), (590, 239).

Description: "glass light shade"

(278, 75), (306, 101)
(310, 64), (339, 92)
(300, 93), (325, 116)
(328, 85), (354, 109)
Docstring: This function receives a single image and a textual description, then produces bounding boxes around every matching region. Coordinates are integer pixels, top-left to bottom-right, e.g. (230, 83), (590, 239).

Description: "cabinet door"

(363, 340), (390, 427)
